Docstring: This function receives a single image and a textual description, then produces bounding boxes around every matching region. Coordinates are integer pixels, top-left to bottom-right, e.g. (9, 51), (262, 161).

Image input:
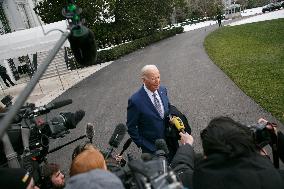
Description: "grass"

(204, 18), (284, 124)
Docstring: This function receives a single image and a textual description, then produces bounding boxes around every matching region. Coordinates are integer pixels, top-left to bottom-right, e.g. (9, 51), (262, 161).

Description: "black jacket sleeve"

(170, 144), (195, 188)
(278, 131), (284, 163)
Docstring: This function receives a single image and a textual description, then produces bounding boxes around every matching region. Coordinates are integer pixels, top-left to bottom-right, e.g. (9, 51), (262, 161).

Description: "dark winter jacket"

(171, 144), (284, 189)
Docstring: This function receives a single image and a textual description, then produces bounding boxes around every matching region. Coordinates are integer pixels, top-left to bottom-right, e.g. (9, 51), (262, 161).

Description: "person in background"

(0, 64), (15, 88)
(217, 13), (222, 27)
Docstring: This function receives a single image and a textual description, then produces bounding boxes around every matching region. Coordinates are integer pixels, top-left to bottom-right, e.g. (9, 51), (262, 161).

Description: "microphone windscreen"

(155, 139), (169, 155)
(68, 25), (97, 66)
(141, 153), (153, 161)
(109, 123), (127, 148)
(86, 123), (95, 141)
(119, 138), (132, 156)
(50, 99), (73, 110)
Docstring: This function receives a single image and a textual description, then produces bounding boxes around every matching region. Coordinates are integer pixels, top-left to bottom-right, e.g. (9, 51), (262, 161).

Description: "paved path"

(47, 24), (283, 174)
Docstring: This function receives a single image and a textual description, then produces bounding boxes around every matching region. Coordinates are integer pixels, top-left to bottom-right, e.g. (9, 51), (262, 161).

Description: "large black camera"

(0, 96), (85, 183)
(107, 141), (183, 189)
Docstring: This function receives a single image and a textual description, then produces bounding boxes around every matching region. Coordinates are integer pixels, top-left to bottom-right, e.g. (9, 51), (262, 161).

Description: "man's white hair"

(141, 65), (158, 79)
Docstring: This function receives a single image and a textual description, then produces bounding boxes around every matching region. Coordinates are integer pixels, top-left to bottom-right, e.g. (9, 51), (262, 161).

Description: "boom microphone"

(119, 138), (132, 156)
(68, 25), (97, 66)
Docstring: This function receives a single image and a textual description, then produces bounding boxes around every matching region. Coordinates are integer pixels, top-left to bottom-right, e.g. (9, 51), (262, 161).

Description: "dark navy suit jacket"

(127, 85), (170, 152)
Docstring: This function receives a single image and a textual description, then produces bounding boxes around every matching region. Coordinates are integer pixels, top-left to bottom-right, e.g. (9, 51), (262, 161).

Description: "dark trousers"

(218, 20), (222, 27)
(0, 73), (15, 87)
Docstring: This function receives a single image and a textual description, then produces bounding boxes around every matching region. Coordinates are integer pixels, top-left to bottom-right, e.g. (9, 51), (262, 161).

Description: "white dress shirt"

(143, 84), (165, 117)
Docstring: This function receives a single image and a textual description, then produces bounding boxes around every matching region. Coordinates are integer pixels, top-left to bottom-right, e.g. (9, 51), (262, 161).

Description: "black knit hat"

(0, 168), (32, 189)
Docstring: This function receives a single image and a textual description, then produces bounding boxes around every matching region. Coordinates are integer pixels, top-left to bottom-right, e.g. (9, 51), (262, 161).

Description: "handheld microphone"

(108, 123), (127, 148)
(86, 123), (95, 143)
(119, 138), (132, 156)
(68, 25), (97, 66)
(105, 123), (127, 159)
(170, 115), (185, 133)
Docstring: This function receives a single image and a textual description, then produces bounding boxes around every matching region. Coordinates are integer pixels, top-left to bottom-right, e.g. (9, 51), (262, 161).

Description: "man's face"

(51, 170), (65, 188)
(143, 68), (160, 92)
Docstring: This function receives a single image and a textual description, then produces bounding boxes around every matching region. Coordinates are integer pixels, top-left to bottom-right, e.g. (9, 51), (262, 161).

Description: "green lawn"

(204, 18), (284, 124)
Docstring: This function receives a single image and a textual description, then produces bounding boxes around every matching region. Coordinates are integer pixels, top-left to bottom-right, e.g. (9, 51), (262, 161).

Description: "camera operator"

(41, 163), (65, 189)
(65, 142), (125, 189)
(171, 116), (284, 189)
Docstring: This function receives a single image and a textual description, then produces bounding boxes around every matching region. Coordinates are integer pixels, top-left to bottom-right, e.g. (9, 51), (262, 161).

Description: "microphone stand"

(0, 30), (70, 167)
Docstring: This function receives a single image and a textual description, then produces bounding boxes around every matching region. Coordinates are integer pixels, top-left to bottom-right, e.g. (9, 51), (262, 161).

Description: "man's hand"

(179, 132), (194, 146)
(258, 118), (277, 134)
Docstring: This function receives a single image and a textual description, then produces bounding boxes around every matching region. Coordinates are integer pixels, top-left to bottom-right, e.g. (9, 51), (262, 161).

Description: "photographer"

(171, 116), (284, 189)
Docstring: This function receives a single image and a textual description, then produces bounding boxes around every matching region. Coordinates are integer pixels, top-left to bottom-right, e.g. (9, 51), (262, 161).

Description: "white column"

(3, 0), (26, 31)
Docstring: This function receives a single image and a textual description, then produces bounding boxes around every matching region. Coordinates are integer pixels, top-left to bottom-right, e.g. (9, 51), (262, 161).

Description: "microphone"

(155, 139), (169, 156)
(154, 139), (168, 174)
(119, 138), (132, 156)
(170, 115), (185, 133)
(47, 99), (73, 109)
(68, 25), (97, 66)
(86, 123), (95, 143)
(105, 123), (127, 159)
(109, 123), (127, 148)
(33, 99), (73, 115)
(141, 153), (153, 161)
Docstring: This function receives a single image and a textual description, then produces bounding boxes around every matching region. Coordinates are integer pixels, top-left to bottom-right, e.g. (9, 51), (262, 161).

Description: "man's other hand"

(179, 132), (194, 146)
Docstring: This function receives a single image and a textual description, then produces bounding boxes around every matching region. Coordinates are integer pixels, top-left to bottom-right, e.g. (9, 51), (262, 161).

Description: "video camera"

(0, 95), (85, 184)
(103, 135), (183, 189)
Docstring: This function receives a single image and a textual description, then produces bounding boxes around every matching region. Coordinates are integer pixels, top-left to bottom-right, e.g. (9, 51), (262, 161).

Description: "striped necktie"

(153, 93), (163, 118)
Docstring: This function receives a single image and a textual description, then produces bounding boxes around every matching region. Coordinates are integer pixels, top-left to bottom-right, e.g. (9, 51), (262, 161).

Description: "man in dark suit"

(127, 65), (170, 153)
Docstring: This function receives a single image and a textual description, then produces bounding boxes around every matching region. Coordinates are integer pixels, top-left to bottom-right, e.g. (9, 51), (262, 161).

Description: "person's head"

(71, 141), (94, 160)
(141, 65), (160, 92)
(65, 169), (125, 189)
(201, 116), (257, 158)
(42, 163), (65, 189)
(0, 168), (39, 189)
(70, 145), (107, 177)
